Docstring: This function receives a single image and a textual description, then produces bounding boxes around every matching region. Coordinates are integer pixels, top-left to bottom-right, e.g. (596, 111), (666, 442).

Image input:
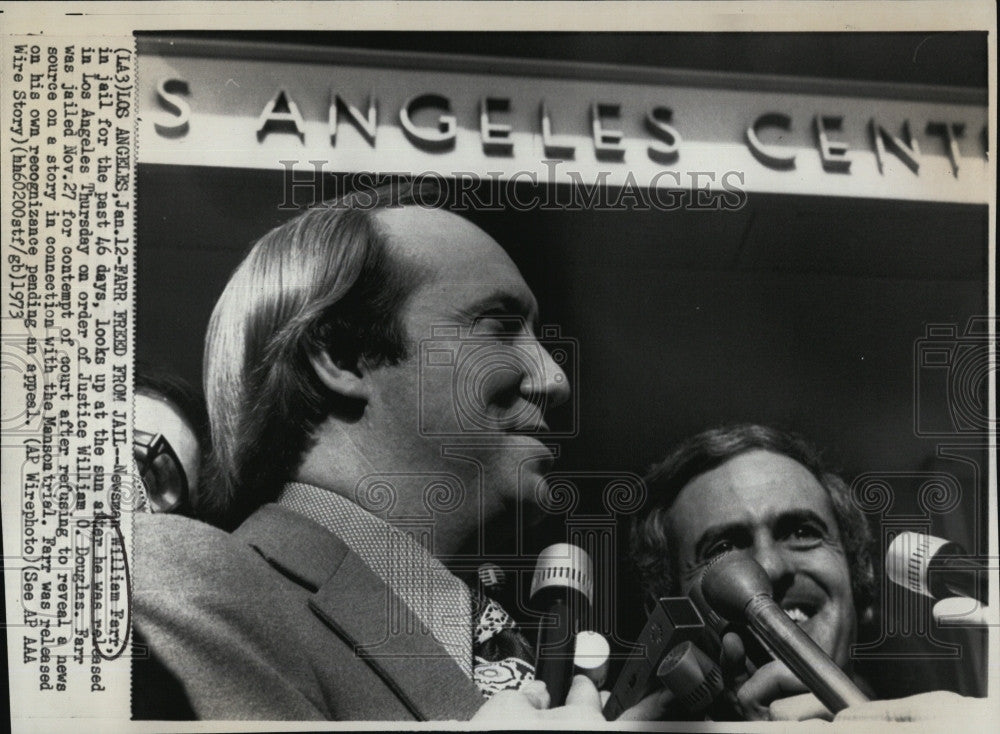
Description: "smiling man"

(630, 424), (876, 720)
(132, 183), (657, 722)
(629, 424), (990, 723)
(666, 446), (860, 669)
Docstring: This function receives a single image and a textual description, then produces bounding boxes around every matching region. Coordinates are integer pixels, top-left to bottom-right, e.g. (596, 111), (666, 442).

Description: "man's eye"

(704, 538), (736, 558)
(787, 524), (823, 547)
(480, 316), (529, 337)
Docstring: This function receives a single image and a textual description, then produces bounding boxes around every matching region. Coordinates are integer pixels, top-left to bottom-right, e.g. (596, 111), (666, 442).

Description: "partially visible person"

(630, 424), (987, 722)
(133, 362), (207, 514)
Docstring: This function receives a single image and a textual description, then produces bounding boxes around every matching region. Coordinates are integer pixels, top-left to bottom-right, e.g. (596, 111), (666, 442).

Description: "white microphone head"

(886, 531), (953, 598)
(573, 631), (610, 687)
(530, 543), (594, 603)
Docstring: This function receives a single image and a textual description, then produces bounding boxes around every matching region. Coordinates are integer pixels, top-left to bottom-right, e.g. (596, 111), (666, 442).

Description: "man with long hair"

(133, 183), (658, 721)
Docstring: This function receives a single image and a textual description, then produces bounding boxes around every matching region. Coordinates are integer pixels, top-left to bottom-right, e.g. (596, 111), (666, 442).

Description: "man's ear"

(308, 349), (372, 402)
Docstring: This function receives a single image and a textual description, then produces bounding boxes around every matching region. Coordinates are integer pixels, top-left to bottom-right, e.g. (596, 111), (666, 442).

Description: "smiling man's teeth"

(784, 607), (809, 623)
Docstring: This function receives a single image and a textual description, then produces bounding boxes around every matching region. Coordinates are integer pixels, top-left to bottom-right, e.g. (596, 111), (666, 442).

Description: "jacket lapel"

(236, 503), (349, 590)
(236, 504), (484, 721)
(310, 554), (484, 720)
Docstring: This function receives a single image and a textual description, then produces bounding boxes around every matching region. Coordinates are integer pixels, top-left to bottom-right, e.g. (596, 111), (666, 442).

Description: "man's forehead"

(668, 451), (834, 535)
(375, 206), (534, 304)
(376, 206), (501, 261)
(135, 391), (189, 433)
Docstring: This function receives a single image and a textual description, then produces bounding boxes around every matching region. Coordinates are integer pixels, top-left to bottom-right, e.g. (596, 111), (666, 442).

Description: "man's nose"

(519, 342), (571, 409)
(750, 537), (795, 591)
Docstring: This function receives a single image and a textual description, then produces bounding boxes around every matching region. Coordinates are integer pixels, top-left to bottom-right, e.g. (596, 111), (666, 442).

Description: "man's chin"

(499, 435), (559, 498)
(505, 472), (548, 528)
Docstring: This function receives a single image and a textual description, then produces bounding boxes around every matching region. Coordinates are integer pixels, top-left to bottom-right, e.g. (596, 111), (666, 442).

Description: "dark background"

(136, 32), (991, 701)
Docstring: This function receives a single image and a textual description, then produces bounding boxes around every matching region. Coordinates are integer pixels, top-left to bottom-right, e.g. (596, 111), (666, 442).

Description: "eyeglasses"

(134, 429), (189, 513)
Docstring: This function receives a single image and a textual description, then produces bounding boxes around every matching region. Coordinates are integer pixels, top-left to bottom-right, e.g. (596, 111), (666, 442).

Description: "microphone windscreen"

(933, 597), (991, 626)
(886, 531), (962, 599)
(657, 641), (723, 713)
(573, 631), (610, 687)
(529, 543), (594, 603)
(700, 552), (773, 621)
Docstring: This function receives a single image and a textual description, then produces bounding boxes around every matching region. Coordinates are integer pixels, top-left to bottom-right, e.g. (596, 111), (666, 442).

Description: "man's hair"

(136, 360), (208, 451)
(630, 424), (875, 620)
(203, 182), (431, 524)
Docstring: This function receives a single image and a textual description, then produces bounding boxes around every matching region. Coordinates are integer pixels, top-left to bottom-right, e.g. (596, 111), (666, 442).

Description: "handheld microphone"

(601, 595), (707, 719)
(886, 532), (987, 604)
(573, 630), (610, 688)
(656, 640), (724, 715)
(701, 553), (869, 714)
(601, 572), (775, 719)
(477, 563), (506, 593)
(529, 543), (594, 706)
(933, 597), (992, 626)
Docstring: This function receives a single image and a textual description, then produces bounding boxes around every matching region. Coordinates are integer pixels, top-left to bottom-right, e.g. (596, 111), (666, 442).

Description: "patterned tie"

(472, 595), (536, 697)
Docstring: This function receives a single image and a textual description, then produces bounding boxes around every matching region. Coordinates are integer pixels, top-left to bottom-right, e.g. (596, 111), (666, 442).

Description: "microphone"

(701, 553), (869, 714)
(477, 562), (507, 600)
(529, 543), (594, 706)
(601, 595), (708, 719)
(887, 532), (987, 603)
(657, 640), (724, 715)
(573, 630), (610, 688)
(933, 597), (992, 627)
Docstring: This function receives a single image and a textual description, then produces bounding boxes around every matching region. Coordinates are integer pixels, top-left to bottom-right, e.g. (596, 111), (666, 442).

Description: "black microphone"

(887, 532), (987, 603)
(656, 640), (724, 715)
(477, 562), (507, 601)
(529, 543), (594, 706)
(701, 553), (869, 714)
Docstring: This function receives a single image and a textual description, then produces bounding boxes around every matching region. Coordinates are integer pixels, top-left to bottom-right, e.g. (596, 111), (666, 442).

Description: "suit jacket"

(132, 504), (485, 720)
